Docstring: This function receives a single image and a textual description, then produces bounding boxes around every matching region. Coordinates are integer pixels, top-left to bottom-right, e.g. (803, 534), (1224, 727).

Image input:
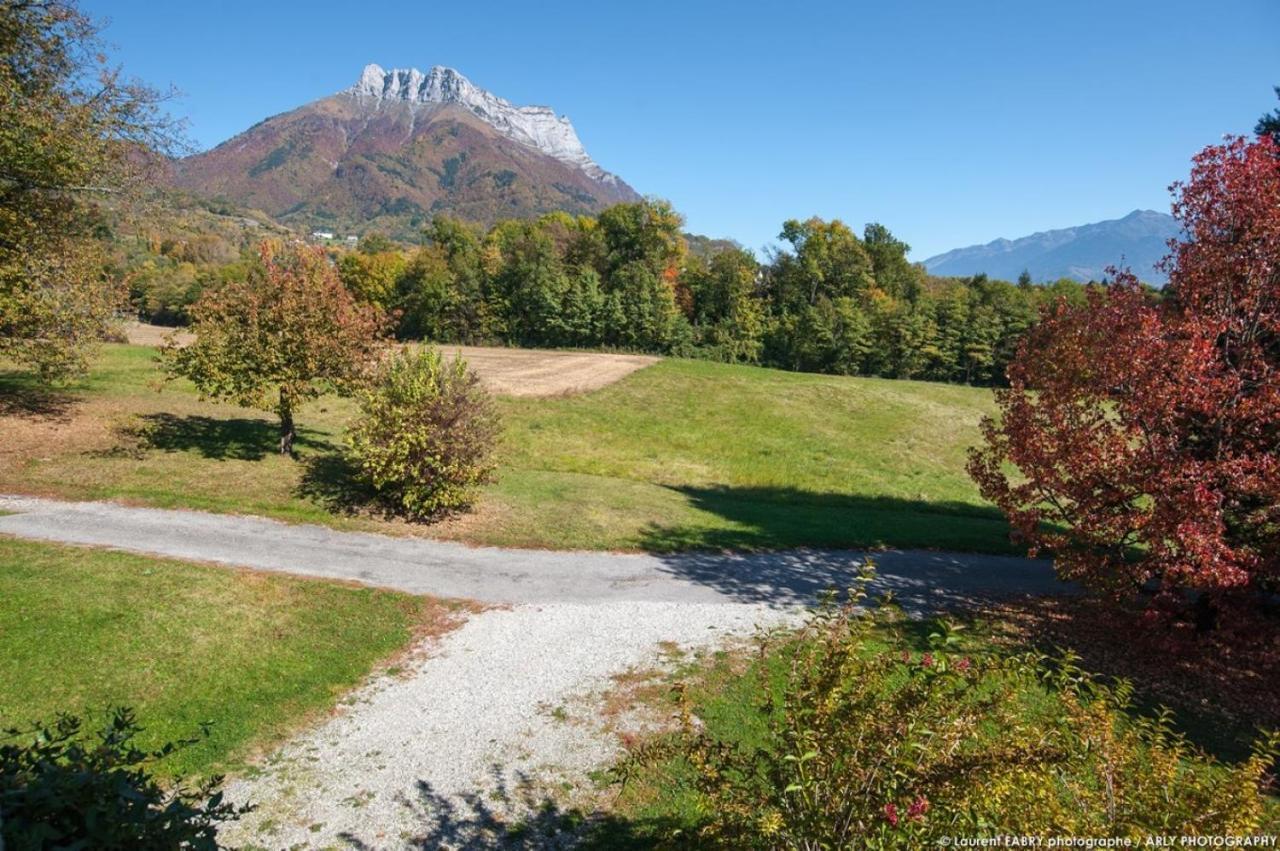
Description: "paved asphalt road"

(0, 494), (1066, 610)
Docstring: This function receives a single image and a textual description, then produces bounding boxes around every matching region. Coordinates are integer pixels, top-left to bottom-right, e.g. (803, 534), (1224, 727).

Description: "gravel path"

(0, 495), (1071, 849)
(220, 602), (799, 849)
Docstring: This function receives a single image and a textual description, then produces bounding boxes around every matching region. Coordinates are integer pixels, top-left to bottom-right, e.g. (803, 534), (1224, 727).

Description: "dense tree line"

(327, 200), (1093, 386)
(124, 198), (1099, 387)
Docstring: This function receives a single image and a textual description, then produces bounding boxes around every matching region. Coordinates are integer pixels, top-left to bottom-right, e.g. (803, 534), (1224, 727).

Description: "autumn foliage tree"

(969, 136), (1280, 610)
(1, 0), (179, 380)
(163, 241), (387, 454)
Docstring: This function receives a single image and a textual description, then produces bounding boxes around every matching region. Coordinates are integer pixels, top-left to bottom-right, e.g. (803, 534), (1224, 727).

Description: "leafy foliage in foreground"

(617, 575), (1279, 848)
(970, 136), (1280, 606)
(346, 348), (500, 519)
(0, 707), (247, 850)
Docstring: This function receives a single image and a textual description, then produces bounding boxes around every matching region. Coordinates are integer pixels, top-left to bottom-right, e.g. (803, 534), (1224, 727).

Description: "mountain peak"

(349, 63), (478, 104)
(344, 63), (616, 184)
(175, 62), (639, 238)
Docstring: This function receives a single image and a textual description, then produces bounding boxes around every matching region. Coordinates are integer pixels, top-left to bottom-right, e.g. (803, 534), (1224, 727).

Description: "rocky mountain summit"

(347, 64), (618, 184)
(174, 64), (638, 237)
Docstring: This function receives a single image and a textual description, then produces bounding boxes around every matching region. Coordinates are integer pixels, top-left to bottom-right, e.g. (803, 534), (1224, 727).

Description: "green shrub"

(622, 572), (1279, 847)
(346, 347), (500, 519)
(0, 707), (247, 850)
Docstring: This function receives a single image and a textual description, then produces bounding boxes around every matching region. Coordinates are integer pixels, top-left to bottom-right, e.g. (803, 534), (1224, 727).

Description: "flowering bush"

(621, 571), (1279, 847)
(345, 347), (499, 519)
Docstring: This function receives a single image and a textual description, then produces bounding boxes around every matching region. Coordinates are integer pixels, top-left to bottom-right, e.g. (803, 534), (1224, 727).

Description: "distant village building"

(345, 235), (359, 246)
(310, 230), (335, 241)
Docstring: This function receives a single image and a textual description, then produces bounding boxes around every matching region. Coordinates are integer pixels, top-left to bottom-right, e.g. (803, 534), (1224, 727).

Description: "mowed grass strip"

(0, 536), (462, 778)
(1, 344), (1013, 553)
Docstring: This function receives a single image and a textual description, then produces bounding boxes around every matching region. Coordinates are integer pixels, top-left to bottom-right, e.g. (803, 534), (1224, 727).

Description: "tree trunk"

(278, 388), (296, 456)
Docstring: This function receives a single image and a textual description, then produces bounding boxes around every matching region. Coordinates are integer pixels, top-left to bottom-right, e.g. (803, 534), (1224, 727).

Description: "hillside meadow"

(0, 343), (1012, 554)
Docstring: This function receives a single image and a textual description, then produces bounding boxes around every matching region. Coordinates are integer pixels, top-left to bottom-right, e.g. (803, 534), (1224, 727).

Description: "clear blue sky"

(84, 0), (1278, 259)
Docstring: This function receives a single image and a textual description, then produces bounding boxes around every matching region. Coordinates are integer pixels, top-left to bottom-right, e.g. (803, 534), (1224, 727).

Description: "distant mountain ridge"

(174, 64), (640, 237)
(922, 210), (1181, 285)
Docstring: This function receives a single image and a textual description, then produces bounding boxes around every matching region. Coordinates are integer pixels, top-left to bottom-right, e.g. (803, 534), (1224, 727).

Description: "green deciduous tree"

(337, 248), (406, 307)
(596, 198), (686, 280)
(770, 218), (876, 312)
(685, 247), (765, 362)
(862, 222), (923, 300)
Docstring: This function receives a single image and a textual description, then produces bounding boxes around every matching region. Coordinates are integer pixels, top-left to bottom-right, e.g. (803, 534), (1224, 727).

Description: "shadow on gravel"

(638, 485), (1064, 611)
(337, 768), (677, 850)
(129, 413), (327, 461)
(637, 485), (1015, 555)
(652, 547), (1065, 613)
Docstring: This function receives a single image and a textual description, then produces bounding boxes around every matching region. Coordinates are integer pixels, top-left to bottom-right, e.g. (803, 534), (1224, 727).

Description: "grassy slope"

(492, 359), (1008, 551)
(0, 536), (457, 778)
(0, 344), (1012, 553)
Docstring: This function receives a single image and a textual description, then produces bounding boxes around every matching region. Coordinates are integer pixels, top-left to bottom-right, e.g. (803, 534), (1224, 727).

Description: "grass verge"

(0, 535), (464, 778)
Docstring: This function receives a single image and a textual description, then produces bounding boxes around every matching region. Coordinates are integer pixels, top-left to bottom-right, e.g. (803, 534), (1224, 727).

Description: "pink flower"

(908, 795), (930, 821)
(883, 802), (900, 827)
(921, 653), (934, 668)
(955, 657), (972, 672)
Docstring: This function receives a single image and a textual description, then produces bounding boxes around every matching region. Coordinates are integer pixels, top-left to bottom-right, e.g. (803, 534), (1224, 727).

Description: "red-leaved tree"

(968, 136), (1279, 608)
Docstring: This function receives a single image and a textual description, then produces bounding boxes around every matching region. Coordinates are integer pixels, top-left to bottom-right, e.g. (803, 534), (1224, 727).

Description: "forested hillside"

(125, 198), (1103, 386)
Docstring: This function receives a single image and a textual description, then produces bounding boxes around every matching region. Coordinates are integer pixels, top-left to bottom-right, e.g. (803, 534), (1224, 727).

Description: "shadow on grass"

(0, 376), (77, 421)
(638, 485), (1015, 555)
(334, 768), (681, 850)
(127, 413), (328, 461)
(295, 451), (380, 515)
(983, 594), (1280, 765)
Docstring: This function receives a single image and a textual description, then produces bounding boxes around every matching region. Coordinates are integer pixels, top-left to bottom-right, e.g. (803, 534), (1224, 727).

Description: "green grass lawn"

(1, 344), (1013, 553)
(0, 535), (460, 778)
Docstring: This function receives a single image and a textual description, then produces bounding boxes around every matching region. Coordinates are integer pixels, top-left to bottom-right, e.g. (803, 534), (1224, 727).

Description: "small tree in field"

(163, 242), (387, 455)
(346, 348), (499, 519)
(969, 136), (1280, 611)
